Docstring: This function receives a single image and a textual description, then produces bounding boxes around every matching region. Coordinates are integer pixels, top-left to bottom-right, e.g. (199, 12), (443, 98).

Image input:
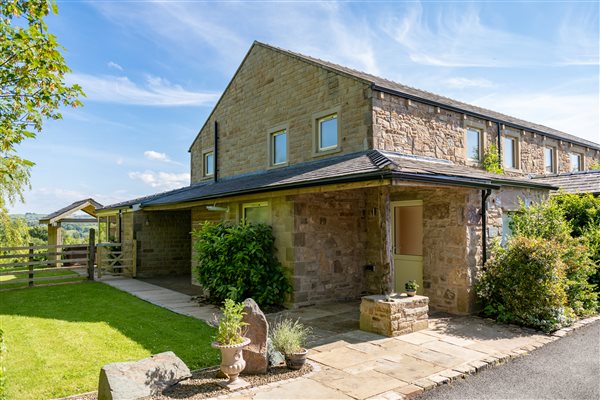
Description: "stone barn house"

(97, 42), (600, 314)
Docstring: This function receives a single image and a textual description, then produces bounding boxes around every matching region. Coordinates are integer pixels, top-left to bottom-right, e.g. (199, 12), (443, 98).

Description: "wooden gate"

(95, 241), (136, 278)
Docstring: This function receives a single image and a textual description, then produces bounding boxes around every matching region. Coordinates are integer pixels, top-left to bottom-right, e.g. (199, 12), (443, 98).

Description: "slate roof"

(99, 151), (556, 211)
(533, 170), (600, 195)
(256, 42), (600, 150)
(40, 198), (103, 223)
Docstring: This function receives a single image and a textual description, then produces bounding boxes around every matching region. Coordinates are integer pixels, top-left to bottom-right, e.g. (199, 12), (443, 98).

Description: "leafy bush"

(215, 299), (248, 345)
(482, 145), (503, 174)
(193, 221), (291, 308)
(552, 193), (600, 237)
(476, 236), (574, 332)
(270, 319), (312, 354)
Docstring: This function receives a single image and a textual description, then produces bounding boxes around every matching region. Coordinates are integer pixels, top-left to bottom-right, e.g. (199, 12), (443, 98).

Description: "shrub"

(193, 221), (291, 308)
(482, 145), (503, 174)
(551, 193), (600, 237)
(215, 299), (248, 345)
(270, 319), (312, 354)
(476, 236), (574, 332)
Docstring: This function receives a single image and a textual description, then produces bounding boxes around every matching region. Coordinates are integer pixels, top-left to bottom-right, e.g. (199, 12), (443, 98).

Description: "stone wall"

(372, 92), (600, 175)
(132, 210), (191, 278)
(190, 44), (372, 183)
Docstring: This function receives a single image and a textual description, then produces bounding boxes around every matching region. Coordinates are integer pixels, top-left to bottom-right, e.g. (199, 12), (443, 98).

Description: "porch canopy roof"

(98, 150), (556, 213)
(39, 198), (103, 225)
(532, 170), (600, 195)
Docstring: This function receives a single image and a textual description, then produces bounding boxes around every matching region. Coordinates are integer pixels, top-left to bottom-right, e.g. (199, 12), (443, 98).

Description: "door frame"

(390, 200), (424, 294)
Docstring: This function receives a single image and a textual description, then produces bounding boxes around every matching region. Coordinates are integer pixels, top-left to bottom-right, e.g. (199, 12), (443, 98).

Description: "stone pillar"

(47, 222), (62, 261)
(379, 187), (394, 295)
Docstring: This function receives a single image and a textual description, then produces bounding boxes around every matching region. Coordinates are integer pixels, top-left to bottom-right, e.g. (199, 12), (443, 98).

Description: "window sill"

(312, 147), (342, 158)
(266, 162), (289, 170)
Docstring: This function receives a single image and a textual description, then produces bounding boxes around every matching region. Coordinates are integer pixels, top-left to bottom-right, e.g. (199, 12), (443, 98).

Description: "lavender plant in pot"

(271, 318), (312, 370)
(211, 299), (251, 387)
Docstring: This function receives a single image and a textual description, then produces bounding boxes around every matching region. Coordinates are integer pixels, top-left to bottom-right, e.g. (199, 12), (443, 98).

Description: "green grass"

(0, 282), (219, 400)
(0, 269), (83, 290)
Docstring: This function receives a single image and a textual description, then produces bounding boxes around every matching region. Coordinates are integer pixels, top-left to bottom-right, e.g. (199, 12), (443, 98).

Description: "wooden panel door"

(392, 200), (424, 294)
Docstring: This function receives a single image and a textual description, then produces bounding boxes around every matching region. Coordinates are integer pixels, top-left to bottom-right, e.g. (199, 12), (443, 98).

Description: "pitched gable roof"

(190, 41), (599, 152)
(40, 198), (103, 224)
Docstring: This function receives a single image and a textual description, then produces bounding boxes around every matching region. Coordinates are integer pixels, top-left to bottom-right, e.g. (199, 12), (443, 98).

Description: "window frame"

(267, 124), (289, 167)
(312, 107), (341, 157)
(544, 146), (557, 174)
(569, 152), (583, 173)
(203, 150), (214, 177)
(503, 134), (520, 170)
(465, 127), (483, 162)
(241, 201), (270, 224)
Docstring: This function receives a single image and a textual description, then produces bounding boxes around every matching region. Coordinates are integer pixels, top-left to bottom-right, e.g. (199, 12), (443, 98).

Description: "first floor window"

(570, 153), (582, 172)
(271, 129), (287, 165)
(466, 128), (481, 161)
(544, 147), (555, 173)
(503, 137), (518, 169)
(204, 152), (214, 176)
(318, 113), (338, 151)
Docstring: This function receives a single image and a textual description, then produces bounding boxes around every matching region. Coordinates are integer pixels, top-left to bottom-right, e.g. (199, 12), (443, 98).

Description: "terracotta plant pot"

(285, 348), (308, 370)
(406, 290), (416, 297)
(212, 337), (251, 385)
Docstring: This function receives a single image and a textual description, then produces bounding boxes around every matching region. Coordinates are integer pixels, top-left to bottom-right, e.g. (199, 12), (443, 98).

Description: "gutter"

(371, 84), (600, 151)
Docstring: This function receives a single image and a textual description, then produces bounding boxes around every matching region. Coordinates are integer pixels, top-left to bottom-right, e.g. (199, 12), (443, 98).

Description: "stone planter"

(284, 348), (308, 370)
(212, 337), (251, 389)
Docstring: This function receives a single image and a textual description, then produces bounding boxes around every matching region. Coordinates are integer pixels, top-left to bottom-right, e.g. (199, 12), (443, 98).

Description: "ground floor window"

(242, 202), (269, 224)
(501, 212), (514, 246)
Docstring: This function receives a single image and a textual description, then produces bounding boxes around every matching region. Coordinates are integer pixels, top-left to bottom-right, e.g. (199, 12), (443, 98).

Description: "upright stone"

(241, 298), (268, 374)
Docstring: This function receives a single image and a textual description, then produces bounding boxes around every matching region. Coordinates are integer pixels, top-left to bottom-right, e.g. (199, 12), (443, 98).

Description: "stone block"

(97, 351), (191, 400)
(242, 298), (268, 374)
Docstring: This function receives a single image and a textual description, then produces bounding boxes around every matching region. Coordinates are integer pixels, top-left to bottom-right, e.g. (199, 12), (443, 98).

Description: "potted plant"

(211, 299), (251, 387)
(270, 318), (312, 370)
(405, 280), (419, 297)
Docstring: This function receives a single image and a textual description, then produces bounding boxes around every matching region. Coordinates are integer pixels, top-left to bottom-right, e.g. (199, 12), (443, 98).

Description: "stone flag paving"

(96, 277), (599, 400)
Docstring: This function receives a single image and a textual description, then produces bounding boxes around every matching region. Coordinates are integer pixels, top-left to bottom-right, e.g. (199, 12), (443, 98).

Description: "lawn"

(0, 282), (219, 400)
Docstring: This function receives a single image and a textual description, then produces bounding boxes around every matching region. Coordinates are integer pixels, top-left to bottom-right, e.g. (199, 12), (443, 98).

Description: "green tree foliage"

(1, 0), (83, 193)
(589, 162), (600, 171)
(481, 144), (504, 174)
(192, 221), (291, 308)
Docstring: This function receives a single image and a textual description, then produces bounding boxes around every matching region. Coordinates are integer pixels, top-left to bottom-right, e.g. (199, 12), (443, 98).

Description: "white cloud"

(443, 77), (495, 89)
(144, 150), (170, 162)
(107, 61), (123, 71)
(67, 73), (220, 106)
(115, 157), (124, 165)
(128, 170), (190, 190)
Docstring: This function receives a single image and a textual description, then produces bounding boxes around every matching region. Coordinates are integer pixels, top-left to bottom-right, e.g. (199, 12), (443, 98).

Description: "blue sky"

(10, 0), (600, 214)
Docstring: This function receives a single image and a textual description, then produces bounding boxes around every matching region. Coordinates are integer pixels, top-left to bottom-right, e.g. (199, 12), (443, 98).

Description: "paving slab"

(309, 346), (375, 369)
(422, 340), (488, 362)
(396, 332), (439, 345)
(253, 378), (353, 399)
(321, 369), (407, 400)
(375, 355), (445, 382)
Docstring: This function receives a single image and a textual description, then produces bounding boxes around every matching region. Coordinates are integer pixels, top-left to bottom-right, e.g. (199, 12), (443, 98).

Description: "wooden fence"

(0, 229), (137, 289)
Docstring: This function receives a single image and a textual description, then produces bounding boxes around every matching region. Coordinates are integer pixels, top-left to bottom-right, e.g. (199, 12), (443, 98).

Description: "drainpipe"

(214, 120), (218, 182)
(496, 123), (502, 163)
(481, 189), (492, 267)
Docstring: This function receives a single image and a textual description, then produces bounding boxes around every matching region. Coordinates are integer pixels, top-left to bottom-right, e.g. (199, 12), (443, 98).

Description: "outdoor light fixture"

(206, 205), (228, 212)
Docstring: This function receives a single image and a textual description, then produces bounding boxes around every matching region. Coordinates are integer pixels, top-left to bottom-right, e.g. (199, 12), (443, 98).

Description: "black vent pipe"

(481, 189), (492, 267)
(214, 120), (218, 182)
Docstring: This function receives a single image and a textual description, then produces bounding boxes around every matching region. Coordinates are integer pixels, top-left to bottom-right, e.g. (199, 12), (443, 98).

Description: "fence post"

(28, 242), (34, 287)
(88, 229), (96, 281)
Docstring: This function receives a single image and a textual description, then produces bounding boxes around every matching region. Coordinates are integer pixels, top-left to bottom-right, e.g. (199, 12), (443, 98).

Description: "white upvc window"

(242, 201), (269, 224)
(570, 153), (582, 172)
(544, 147), (556, 173)
(317, 113), (338, 151)
(271, 129), (287, 165)
(503, 136), (519, 169)
(466, 128), (482, 161)
(204, 151), (214, 177)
